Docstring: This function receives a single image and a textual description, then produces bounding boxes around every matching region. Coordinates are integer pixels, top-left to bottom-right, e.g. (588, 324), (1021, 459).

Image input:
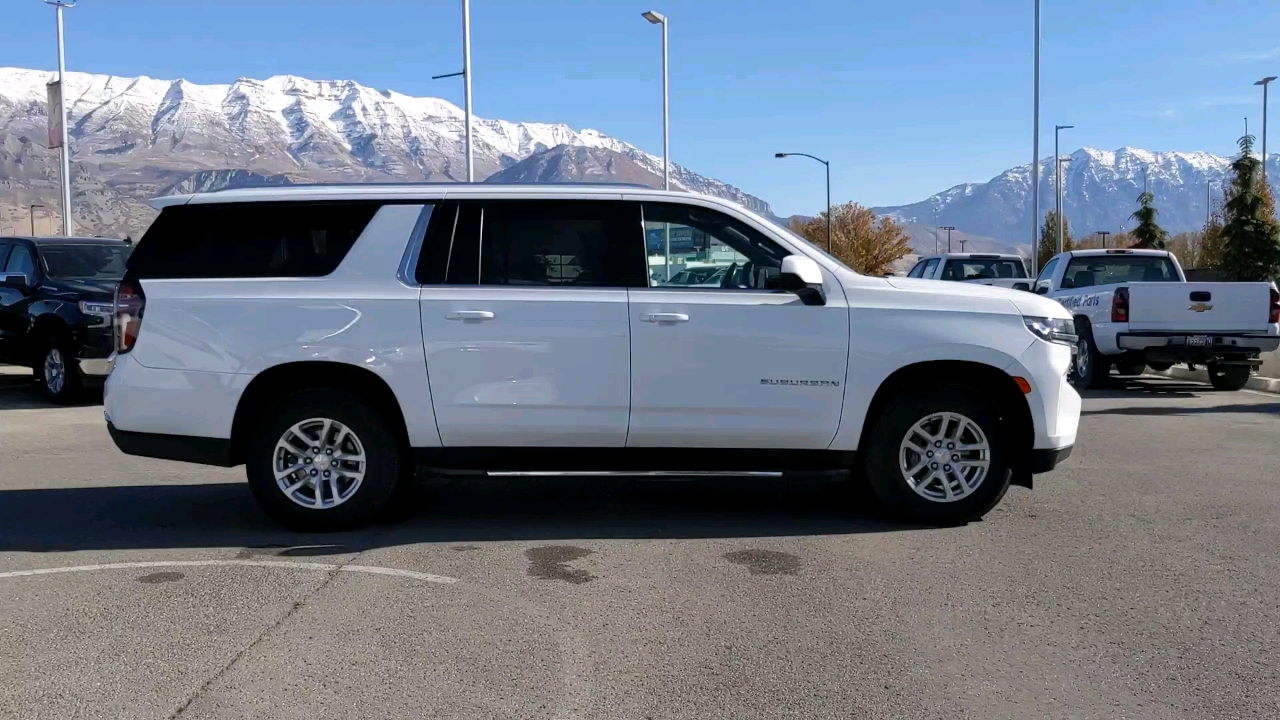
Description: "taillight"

(1270, 287), (1279, 324)
(1111, 287), (1129, 323)
(114, 278), (145, 353)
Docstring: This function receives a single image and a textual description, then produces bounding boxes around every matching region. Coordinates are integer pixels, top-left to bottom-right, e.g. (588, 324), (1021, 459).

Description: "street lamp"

(431, 0), (475, 182)
(642, 11), (669, 191)
(1031, 0), (1041, 270)
(1056, 155), (1071, 254)
(1256, 77), (1277, 186)
(1097, 230), (1110, 249)
(940, 226), (956, 253)
(29, 204), (44, 236)
(775, 152), (831, 253)
(1054, 124), (1073, 255)
(44, 0), (75, 235)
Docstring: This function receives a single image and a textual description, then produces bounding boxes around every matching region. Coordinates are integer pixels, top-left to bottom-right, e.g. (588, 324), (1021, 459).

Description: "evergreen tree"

(1128, 191), (1169, 249)
(1221, 134), (1280, 281)
(1037, 210), (1073, 270)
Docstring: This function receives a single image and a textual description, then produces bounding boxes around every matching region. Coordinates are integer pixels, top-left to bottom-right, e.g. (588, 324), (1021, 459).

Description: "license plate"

(1187, 335), (1210, 347)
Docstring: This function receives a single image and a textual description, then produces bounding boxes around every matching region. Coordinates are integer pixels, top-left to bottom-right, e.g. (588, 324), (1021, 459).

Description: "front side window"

(907, 261), (927, 278)
(41, 244), (132, 281)
(920, 258), (940, 278)
(644, 203), (789, 290)
(1063, 255), (1177, 289)
(1036, 257), (1059, 285)
(4, 245), (35, 278)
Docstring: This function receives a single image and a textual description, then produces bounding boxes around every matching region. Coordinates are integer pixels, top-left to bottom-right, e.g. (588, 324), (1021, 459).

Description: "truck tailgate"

(1127, 282), (1273, 332)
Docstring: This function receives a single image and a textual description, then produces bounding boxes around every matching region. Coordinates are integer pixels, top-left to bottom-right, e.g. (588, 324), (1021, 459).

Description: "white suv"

(105, 184), (1080, 530)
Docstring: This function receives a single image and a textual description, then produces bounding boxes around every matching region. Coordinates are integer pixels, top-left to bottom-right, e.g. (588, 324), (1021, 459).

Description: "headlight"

(1024, 316), (1077, 345)
(79, 301), (114, 316)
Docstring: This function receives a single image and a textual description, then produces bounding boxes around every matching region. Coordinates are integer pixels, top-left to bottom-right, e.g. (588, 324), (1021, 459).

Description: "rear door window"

(126, 202), (382, 279)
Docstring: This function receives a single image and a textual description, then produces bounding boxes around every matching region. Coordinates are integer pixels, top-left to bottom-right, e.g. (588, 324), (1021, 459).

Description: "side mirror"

(1, 273), (29, 289)
(1035, 284), (1049, 295)
(779, 255), (825, 306)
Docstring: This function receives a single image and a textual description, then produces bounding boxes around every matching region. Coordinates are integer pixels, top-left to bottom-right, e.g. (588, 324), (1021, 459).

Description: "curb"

(1147, 365), (1280, 395)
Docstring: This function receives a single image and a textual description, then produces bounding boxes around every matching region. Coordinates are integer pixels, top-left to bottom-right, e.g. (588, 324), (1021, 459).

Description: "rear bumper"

(78, 357), (113, 376)
(1032, 445), (1073, 474)
(106, 422), (235, 467)
(1117, 332), (1280, 363)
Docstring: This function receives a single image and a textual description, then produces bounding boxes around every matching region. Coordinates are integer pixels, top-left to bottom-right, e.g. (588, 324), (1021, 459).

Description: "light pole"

(29, 204), (44, 236)
(1256, 77), (1276, 187)
(1031, 0), (1041, 269)
(1097, 230), (1110, 249)
(45, 0), (75, 235)
(642, 11), (669, 191)
(430, 0), (475, 181)
(1056, 155), (1071, 254)
(932, 206), (940, 254)
(941, 226), (956, 253)
(1054, 124), (1073, 255)
(776, 152), (831, 253)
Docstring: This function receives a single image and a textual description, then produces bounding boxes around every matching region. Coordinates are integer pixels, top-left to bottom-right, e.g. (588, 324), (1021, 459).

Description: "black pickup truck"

(0, 236), (132, 402)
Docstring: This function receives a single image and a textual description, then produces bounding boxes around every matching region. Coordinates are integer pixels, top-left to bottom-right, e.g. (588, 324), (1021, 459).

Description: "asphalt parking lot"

(2, 367), (1279, 719)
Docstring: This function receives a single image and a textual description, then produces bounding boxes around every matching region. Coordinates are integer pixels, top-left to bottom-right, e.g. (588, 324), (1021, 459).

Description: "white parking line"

(0, 559), (458, 584)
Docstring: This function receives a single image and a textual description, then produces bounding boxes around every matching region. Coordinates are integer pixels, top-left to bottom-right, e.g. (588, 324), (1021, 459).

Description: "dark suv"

(0, 236), (133, 402)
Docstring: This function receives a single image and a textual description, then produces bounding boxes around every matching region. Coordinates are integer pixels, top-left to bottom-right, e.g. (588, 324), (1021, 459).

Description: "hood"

(40, 277), (119, 300)
(883, 276), (1071, 320)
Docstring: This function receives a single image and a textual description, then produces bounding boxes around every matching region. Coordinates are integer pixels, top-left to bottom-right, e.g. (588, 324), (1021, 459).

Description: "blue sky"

(3, 0), (1280, 216)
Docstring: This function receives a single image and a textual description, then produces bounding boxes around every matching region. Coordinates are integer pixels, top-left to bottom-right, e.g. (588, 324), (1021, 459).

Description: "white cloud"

(1205, 47), (1280, 65)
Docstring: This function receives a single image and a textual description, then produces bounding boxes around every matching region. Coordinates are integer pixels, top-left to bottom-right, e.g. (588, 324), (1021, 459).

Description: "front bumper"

(1032, 445), (1073, 473)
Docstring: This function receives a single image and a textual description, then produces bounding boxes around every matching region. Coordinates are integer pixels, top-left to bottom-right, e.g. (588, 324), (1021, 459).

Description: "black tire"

(1069, 320), (1110, 389)
(1207, 363), (1251, 391)
(246, 389), (404, 531)
(1146, 361), (1173, 372)
(862, 386), (1012, 524)
(39, 338), (83, 404)
(1115, 360), (1147, 376)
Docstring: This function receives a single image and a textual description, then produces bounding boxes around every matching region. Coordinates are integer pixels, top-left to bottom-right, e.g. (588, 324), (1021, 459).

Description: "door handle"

(446, 310), (495, 321)
(641, 312), (689, 324)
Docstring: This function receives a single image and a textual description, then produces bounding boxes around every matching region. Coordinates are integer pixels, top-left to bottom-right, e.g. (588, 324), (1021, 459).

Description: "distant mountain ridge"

(875, 147), (1278, 243)
(0, 66), (770, 236)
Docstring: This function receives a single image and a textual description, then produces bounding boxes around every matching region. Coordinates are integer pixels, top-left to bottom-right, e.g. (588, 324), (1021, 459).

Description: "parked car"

(105, 184), (1080, 530)
(907, 253), (1033, 291)
(1037, 248), (1280, 389)
(0, 236), (131, 402)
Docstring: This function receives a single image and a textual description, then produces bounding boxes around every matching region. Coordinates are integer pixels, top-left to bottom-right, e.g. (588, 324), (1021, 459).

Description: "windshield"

(942, 258), (1028, 280)
(1063, 255), (1179, 288)
(40, 244), (133, 281)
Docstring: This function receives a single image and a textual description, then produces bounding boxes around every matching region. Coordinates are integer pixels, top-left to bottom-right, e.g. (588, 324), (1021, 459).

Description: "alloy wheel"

(273, 418), (367, 509)
(898, 411), (991, 503)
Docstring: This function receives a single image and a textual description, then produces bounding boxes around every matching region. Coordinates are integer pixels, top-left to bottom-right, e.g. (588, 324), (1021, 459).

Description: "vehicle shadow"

(1078, 377), (1209, 400)
(1081, 402), (1280, 417)
(0, 369), (102, 411)
(0, 475), (929, 554)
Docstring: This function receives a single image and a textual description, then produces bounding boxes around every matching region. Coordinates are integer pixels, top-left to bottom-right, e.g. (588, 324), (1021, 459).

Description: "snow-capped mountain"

(0, 67), (770, 236)
(875, 147), (1276, 243)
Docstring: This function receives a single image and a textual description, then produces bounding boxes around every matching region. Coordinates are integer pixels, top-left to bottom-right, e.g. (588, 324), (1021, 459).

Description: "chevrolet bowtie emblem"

(1189, 302), (1213, 312)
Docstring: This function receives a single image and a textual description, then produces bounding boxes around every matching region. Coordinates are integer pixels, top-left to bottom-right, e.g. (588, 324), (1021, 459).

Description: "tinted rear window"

(1063, 255), (1178, 289)
(941, 258), (1027, 280)
(127, 202), (380, 279)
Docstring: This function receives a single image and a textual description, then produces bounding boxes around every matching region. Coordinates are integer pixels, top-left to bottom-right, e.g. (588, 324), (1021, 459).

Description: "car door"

(627, 201), (850, 449)
(417, 198), (646, 447)
(0, 242), (32, 362)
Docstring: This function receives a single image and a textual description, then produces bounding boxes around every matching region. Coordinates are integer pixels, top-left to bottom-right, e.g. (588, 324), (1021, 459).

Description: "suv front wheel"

(863, 386), (1011, 524)
(246, 389), (403, 531)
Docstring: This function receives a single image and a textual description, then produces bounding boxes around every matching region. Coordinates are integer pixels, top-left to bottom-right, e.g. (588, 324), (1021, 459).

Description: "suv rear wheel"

(1207, 363), (1251, 391)
(246, 389), (403, 531)
(863, 386), (1011, 524)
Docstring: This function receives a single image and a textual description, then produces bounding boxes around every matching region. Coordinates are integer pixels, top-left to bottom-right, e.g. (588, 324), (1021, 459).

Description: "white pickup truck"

(1036, 248), (1280, 389)
(906, 253), (1033, 292)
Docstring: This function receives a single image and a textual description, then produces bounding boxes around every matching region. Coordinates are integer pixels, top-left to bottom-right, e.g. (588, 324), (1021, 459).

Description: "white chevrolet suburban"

(1037, 248), (1280, 389)
(105, 184), (1080, 530)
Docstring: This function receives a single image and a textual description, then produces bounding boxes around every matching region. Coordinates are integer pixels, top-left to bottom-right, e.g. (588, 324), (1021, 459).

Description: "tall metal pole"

(775, 152), (831, 253)
(1257, 77), (1277, 187)
(941, 226), (956, 253)
(462, 0), (474, 182)
(50, 1), (75, 235)
(1031, 0), (1040, 270)
(1098, 230), (1109, 249)
(661, 19), (669, 191)
(1054, 125), (1072, 255)
(29, 204), (43, 236)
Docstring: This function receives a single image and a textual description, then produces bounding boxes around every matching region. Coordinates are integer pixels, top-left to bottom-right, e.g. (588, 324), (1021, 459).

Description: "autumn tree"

(790, 202), (912, 275)
(1128, 191), (1169, 249)
(1037, 210), (1073, 270)
(1220, 133), (1280, 281)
